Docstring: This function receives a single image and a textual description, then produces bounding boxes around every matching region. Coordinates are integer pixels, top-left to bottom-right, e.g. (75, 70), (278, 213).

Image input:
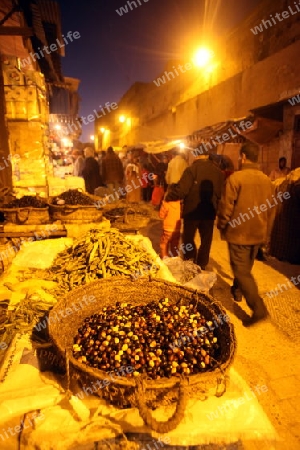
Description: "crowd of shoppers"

(70, 141), (291, 327)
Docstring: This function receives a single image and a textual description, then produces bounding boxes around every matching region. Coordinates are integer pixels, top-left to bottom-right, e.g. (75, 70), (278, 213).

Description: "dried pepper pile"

(44, 228), (159, 291)
(73, 299), (220, 379)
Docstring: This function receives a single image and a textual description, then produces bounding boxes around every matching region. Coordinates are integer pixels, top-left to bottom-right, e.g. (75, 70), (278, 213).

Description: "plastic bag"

(163, 256), (217, 293)
(184, 271), (217, 293)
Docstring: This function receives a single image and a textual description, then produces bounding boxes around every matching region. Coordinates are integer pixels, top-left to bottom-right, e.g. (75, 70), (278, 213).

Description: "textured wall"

(114, 0), (300, 148)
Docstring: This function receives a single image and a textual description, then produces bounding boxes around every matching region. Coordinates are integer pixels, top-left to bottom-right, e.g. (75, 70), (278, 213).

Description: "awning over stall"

(141, 137), (186, 154)
(238, 117), (283, 144)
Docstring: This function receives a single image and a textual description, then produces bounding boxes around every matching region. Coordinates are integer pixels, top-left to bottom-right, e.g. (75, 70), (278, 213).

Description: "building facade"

(96, 0), (300, 173)
(0, 0), (80, 196)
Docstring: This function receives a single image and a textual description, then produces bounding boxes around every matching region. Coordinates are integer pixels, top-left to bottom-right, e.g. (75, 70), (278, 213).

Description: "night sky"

(58, 0), (261, 141)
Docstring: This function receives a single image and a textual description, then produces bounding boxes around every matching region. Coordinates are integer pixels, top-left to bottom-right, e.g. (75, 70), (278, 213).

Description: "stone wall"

(113, 0), (300, 164)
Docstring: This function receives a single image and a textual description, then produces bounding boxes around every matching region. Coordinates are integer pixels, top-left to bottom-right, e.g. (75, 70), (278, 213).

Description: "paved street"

(141, 217), (300, 450)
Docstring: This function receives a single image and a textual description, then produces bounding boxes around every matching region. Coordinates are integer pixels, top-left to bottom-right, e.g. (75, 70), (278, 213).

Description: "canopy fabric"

(239, 117), (283, 144)
(142, 140), (182, 154)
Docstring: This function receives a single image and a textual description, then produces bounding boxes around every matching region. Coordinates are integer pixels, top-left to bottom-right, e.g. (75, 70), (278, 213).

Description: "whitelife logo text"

(250, 2), (300, 35)
(20, 31), (81, 68)
(116, 0), (150, 17)
(228, 191), (290, 228)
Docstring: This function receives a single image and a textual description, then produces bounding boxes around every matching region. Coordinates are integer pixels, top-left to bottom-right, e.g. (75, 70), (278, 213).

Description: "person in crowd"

(141, 163), (153, 202)
(102, 146), (124, 194)
(165, 151), (224, 270)
(146, 154), (156, 174)
(122, 149), (133, 170)
(125, 156), (141, 202)
(165, 149), (188, 185)
(72, 149), (84, 177)
(159, 185), (182, 259)
(269, 157), (290, 181)
(97, 150), (106, 178)
(217, 141), (276, 326)
(81, 147), (103, 194)
(155, 155), (169, 191)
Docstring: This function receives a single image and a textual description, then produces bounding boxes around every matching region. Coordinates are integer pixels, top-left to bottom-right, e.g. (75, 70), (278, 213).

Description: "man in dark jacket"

(82, 147), (102, 194)
(165, 153), (224, 269)
(217, 141), (276, 326)
(102, 146), (124, 193)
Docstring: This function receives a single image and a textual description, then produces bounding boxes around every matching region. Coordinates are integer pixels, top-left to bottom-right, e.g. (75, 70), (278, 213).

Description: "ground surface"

(140, 215), (300, 450)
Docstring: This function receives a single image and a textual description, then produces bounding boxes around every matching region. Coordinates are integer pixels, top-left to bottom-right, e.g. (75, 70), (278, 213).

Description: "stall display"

(1, 195), (50, 225)
(103, 205), (151, 230)
(0, 233), (278, 448)
(49, 189), (102, 224)
(33, 228), (159, 292)
(72, 298), (219, 376)
(49, 278), (236, 433)
(52, 189), (95, 206)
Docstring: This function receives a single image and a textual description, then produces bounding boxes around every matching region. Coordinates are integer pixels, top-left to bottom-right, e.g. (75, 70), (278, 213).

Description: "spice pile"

(43, 228), (159, 290)
(53, 189), (94, 205)
(3, 196), (47, 208)
(73, 298), (219, 379)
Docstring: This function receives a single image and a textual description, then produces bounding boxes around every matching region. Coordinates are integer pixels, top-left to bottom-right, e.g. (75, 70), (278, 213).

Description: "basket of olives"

(48, 277), (236, 433)
(1, 195), (49, 224)
(49, 189), (102, 223)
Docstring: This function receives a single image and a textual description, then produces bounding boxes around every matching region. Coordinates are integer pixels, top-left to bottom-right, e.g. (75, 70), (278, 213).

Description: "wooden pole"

(0, 59), (12, 191)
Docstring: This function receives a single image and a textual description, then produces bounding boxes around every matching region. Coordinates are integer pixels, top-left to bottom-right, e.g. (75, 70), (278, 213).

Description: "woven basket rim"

(48, 277), (236, 390)
(1, 206), (49, 212)
(49, 204), (98, 209)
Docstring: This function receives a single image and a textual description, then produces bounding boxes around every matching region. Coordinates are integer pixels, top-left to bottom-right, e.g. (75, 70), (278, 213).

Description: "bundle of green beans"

(42, 228), (159, 291)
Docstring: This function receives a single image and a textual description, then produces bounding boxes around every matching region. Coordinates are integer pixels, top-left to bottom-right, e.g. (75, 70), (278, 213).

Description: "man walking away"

(72, 149), (84, 177)
(82, 147), (102, 194)
(217, 141), (276, 326)
(102, 146), (124, 195)
(165, 152), (224, 270)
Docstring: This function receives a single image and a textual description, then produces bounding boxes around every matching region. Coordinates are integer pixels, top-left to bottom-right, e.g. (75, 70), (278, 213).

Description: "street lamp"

(119, 115), (126, 123)
(100, 127), (106, 133)
(90, 135), (95, 141)
(193, 48), (214, 68)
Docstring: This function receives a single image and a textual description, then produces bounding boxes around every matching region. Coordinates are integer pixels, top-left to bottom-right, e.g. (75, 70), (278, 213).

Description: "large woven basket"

(48, 277), (236, 433)
(49, 204), (102, 224)
(1, 207), (49, 224)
